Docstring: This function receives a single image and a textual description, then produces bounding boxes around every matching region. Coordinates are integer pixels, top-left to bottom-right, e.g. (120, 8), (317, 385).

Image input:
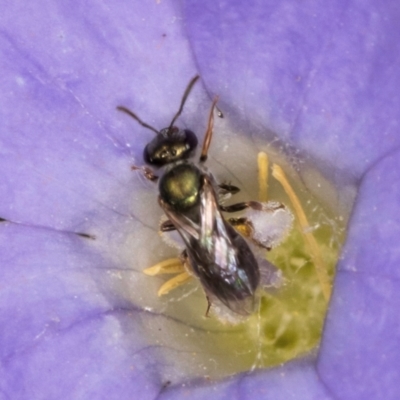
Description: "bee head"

(143, 126), (198, 166)
(117, 75), (200, 167)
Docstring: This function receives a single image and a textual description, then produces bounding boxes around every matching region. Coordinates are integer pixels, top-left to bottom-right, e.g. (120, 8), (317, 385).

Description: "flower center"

(140, 148), (342, 377)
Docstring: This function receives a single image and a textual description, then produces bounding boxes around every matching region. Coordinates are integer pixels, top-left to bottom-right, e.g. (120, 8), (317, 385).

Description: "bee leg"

(158, 216), (186, 251)
(227, 201), (293, 251)
(222, 151), (292, 251)
(228, 216), (262, 245)
(159, 219), (176, 232)
(205, 296), (212, 317)
(219, 150), (268, 211)
(220, 202), (250, 213)
(131, 165), (158, 182)
(218, 183), (240, 196)
(217, 151), (267, 205)
(217, 183), (240, 203)
(221, 200), (284, 213)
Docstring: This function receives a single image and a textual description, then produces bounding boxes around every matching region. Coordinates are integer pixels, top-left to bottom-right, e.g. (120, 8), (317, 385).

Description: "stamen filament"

(158, 271), (192, 296)
(257, 152), (269, 202)
(143, 258), (184, 276)
(272, 163), (331, 301)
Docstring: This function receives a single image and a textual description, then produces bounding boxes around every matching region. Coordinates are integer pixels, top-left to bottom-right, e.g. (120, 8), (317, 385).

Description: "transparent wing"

(159, 175), (260, 316)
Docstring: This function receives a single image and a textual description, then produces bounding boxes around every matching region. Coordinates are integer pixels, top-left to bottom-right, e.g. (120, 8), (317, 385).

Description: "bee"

(117, 76), (292, 320)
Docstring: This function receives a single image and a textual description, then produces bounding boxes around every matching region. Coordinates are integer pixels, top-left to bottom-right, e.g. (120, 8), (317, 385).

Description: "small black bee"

(118, 76), (291, 319)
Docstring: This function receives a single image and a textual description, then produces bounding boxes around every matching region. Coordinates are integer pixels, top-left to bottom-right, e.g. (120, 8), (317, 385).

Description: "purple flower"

(1, 1), (399, 399)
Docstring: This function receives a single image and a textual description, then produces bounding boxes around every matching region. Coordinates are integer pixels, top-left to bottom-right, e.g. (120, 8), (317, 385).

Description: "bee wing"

(160, 176), (260, 316)
(158, 199), (200, 242)
(200, 177), (261, 315)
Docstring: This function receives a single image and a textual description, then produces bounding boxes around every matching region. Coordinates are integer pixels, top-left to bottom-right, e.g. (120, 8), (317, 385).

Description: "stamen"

(143, 258), (184, 276)
(272, 164), (331, 301)
(257, 152), (269, 202)
(157, 271), (192, 296)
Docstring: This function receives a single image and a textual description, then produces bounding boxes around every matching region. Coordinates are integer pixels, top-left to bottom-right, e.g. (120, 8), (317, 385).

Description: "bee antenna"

(167, 75), (200, 134)
(117, 106), (160, 135)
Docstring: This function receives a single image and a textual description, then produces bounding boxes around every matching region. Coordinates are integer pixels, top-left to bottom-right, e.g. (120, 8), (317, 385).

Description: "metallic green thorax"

(159, 163), (202, 210)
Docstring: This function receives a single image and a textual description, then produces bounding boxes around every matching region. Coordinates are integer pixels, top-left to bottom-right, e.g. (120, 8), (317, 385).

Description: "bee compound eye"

(184, 129), (198, 152)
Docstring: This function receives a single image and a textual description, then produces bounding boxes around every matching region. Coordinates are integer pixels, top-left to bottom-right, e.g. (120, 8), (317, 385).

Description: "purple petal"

(1, 0), (400, 399)
(182, 0), (400, 399)
(162, 360), (332, 399)
(184, 0), (400, 184)
(318, 149), (400, 399)
(0, 1), (200, 398)
(0, 225), (161, 399)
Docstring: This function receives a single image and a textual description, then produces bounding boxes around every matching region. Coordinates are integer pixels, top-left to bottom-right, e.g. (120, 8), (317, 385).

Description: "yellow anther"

(257, 152), (269, 202)
(157, 271), (192, 296)
(143, 258), (184, 276)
